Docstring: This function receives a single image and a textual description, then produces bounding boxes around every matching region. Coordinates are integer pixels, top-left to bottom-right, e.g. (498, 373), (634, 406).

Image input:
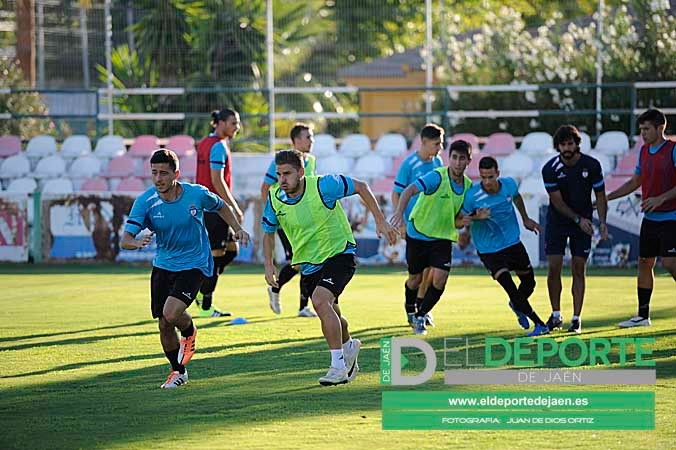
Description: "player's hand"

(578, 217), (594, 236)
(599, 222), (608, 240)
(389, 212), (405, 229)
(475, 207), (491, 220)
(523, 218), (542, 235)
(264, 263), (279, 288)
(461, 214), (472, 227)
(137, 232), (154, 249)
(377, 219), (400, 245)
(641, 195), (664, 213)
(234, 229), (250, 247)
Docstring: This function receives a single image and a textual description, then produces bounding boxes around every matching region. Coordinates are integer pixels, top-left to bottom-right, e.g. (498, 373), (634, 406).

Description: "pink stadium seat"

(80, 178), (109, 192)
(180, 157), (197, 181)
(104, 155), (136, 178)
(166, 135), (196, 156)
(408, 135), (421, 152)
(449, 133), (480, 153)
(128, 135), (160, 158)
(0, 135), (22, 157)
(388, 151), (412, 176)
(483, 132), (516, 156)
(605, 175), (631, 193)
(613, 150), (638, 177)
(116, 177), (146, 193)
(466, 155), (481, 180)
(371, 177), (394, 194)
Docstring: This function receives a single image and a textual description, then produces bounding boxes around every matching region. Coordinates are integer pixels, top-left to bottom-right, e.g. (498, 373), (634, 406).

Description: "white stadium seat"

(6, 177), (38, 194)
(500, 152), (535, 179)
(339, 133), (371, 158)
(94, 135), (126, 159)
(69, 156), (102, 179)
(520, 132), (554, 156)
(34, 155), (67, 179)
(25, 135), (58, 160)
(61, 135), (92, 159)
(374, 133), (407, 157)
(518, 176), (547, 198)
(42, 177), (74, 194)
(0, 154), (30, 179)
(594, 131), (629, 156)
(352, 153), (387, 181)
(579, 131), (592, 152)
(312, 134), (337, 157)
(316, 154), (352, 175)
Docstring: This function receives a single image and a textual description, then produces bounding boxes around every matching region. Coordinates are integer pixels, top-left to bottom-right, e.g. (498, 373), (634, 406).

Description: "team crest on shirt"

(506, 196), (512, 202)
(582, 169), (589, 178)
(189, 205), (198, 216)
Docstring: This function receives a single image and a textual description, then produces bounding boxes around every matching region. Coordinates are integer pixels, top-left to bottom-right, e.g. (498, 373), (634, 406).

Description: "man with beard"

(262, 149), (398, 386)
(541, 125), (608, 333)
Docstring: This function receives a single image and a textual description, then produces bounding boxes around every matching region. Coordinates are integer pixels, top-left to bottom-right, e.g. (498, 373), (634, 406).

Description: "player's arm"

(548, 191), (593, 235)
(260, 160), (278, 201)
(391, 191), (400, 212)
(642, 185), (676, 212)
(513, 193), (541, 234)
(353, 178), (399, 245)
(216, 201), (250, 247)
(210, 167), (243, 221)
(260, 181), (272, 202)
(389, 183), (420, 229)
(120, 231), (153, 250)
(261, 196), (279, 287)
(120, 198), (153, 250)
(607, 174), (641, 201)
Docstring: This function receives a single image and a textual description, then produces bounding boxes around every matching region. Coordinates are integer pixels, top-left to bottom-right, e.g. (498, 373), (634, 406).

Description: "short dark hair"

(479, 156), (498, 170)
(420, 123), (444, 140)
(210, 108), (238, 128)
(150, 149), (179, 171)
(449, 139), (472, 160)
(553, 125), (581, 148)
(275, 149), (303, 170)
(637, 108), (666, 128)
(290, 122), (311, 142)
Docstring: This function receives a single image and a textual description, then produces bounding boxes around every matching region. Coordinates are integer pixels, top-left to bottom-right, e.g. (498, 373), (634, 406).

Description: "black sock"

(201, 293), (213, 310)
(638, 287), (652, 318)
(416, 285), (444, 317)
(415, 297), (424, 312)
(181, 322), (194, 338)
(404, 282), (417, 313)
(299, 294), (309, 310)
(272, 264), (297, 294)
(200, 273), (218, 309)
(165, 348), (185, 374)
(497, 272), (544, 326)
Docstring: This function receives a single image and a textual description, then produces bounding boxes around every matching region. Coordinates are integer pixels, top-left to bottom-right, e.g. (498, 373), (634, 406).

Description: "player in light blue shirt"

(121, 149), (249, 389)
(461, 156), (548, 336)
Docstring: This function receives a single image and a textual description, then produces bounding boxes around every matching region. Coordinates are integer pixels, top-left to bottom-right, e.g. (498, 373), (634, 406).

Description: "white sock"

(342, 339), (353, 352)
(330, 349), (346, 370)
(572, 315), (580, 321)
(552, 311), (561, 318)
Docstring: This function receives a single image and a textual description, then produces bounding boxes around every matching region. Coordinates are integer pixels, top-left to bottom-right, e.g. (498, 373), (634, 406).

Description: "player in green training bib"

(390, 139), (472, 335)
(261, 149), (399, 386)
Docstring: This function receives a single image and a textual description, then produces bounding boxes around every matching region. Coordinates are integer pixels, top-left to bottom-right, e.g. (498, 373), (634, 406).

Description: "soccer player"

(194, 108), (244, 317)
(390, 139), (472, 335)
(121, 149), (250, 388)
(461, 156), (549, 337)
(392, 123), (444, 326)
(607, 108), (676, 327)
(262, 149), (398, 386)
(542, 125), (608, 333)
(260, 123), (317, 317)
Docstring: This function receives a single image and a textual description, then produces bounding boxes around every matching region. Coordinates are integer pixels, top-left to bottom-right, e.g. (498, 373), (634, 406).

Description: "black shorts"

(205, 212), (235, 250)
(544, 222), (592, 259)
(405, 235), (453, 275)
(278, 228), (293, 261)
(478, 242), (533, 278)
(640, 219), (676, 258)
(300, 253), (357, 303)
(150, 267), (205, 319)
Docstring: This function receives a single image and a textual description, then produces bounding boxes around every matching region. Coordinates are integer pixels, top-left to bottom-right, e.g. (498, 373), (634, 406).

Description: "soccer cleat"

(178, 325), (197, 366)
(199, 307), (231, 318)
(424, 312), (435, 328)
(160, 370), (188, 388)
(567, 319), (582, 333)
(319, 366), (348, 386)
(619, 316), (651, 328)
(407, 312), (416, 328)
(267, 287), (281, 315)
(344, 339), (362, 382)
(298, 306), (317, 317)
(526, 323), (550, 337)
(546, 314), (563, 331)
(508, 301), (530, 330)
(413, 316), (427, 335)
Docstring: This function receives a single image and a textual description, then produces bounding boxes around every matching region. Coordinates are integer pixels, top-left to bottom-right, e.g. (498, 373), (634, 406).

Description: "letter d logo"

(391, 338), (436, 385)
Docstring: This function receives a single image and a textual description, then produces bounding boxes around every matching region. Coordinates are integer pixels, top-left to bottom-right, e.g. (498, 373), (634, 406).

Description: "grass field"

(1, 263), (674, 450)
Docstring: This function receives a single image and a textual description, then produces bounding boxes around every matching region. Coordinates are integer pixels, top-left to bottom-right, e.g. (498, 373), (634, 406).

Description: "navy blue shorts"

(544, 223), (592, 259)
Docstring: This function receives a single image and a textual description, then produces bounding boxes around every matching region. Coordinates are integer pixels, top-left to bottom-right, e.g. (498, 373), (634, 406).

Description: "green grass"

(1, 264), (674, 450)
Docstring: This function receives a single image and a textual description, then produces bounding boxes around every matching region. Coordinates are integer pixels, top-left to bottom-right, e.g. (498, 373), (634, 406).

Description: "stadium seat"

(312, 134), (337, 156)
(0, 154), (30, 179)
(79, 178), (109, 192)
(594, 131), (629, 156)
(520, 132), (554, 156)
(594, 153), (613, 175)
(69, 156), (102, 179)
(42, 177), (74, 194)
(604, 175), (631, 193)
(104, 155), (136, 178)
(6, 177), (38, 194)
(631, 135), (644, 153)
(60, 135), (92, 159)
(339, 133), (371, 158)
(166, 135), (196, 157)
(613, 150), (638, 177)
(408, 135), (421, 152)
(388, 151), (412, 177)
(316, 154), (352, 175)
(94, 135), (125, 159)
(128, 135), (160, 158)
(466, 155), (481, 179)
(179, 157), (197, 181)
(25, 135), (58, 160)
(370, 176), (395, 194)
(0, 135), (22, 158)
(449, 133), (480, 152)
(483, 132), (516, 156)
(352, 153), (387, 181)
(579, 131), (592, 152)
(374, 133), (407, 157)
(116, 177), (146, 193)
(519, 176), (548, 198)
(34, 155), (67, 179)
(501, 152), (534, 179)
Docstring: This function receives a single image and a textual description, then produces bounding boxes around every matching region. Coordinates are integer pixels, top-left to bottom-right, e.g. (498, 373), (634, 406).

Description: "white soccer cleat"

(319, 366), (348, 386)
(618, 316), (651, 328)
(344, 339), (362, 382)
(267, 287), (281, 315)
(160, 370), (188, 388)
(298, 306), (317, 317)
